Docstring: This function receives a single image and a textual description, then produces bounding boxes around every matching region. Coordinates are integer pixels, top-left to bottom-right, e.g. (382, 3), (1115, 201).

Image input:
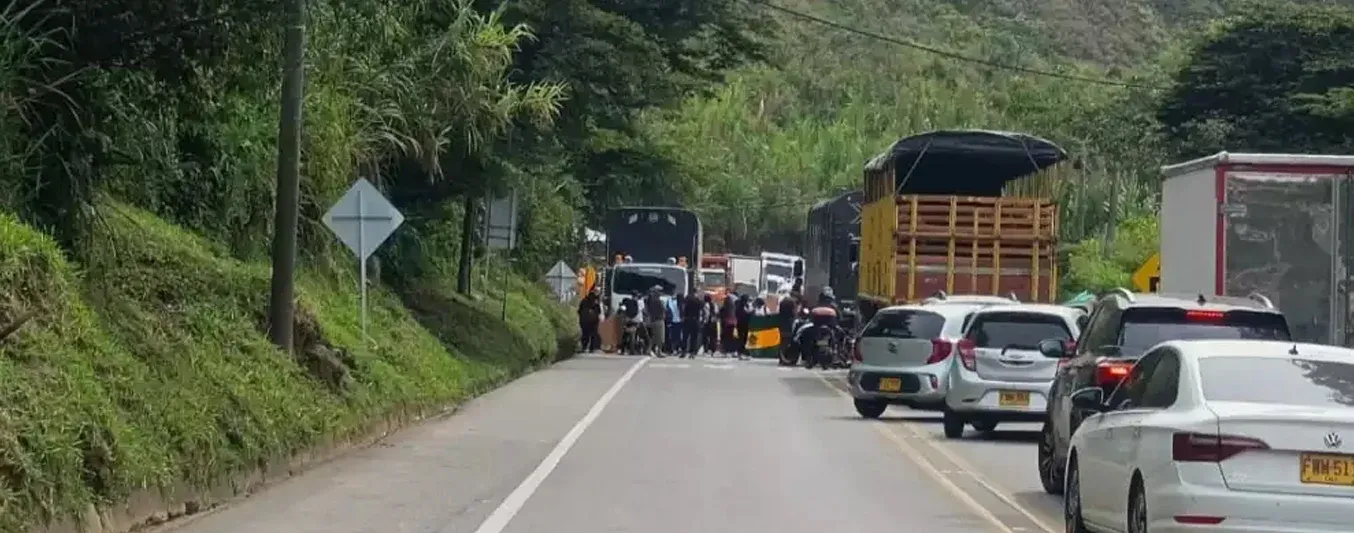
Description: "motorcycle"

(621, 317), (649, 355)
(811, 325), (836, 369)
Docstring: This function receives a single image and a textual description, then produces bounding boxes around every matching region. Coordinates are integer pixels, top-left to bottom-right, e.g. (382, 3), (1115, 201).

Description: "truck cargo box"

(1160, 152), (1354, 345)
(855, 130), (1067, 317)
(860, 195), (1058, 306)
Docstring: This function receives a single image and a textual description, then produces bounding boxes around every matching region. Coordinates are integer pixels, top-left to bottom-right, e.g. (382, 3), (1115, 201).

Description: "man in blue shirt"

(665, 294), (682, 356)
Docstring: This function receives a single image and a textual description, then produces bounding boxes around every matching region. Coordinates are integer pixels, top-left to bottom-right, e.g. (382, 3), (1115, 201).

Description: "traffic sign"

(322, 178), (404, 339)
(545, 261), (576, 301)
(323, 178), (404, 260)
(1132, 252), (1160, 293)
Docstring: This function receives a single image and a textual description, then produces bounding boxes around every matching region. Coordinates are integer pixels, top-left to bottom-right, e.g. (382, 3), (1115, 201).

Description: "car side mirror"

(1037, 338), (1066, 358)
(1070, 387), (1106, 412)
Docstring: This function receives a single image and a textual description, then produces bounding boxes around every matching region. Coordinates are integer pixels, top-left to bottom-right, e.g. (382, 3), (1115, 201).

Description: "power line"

(748, 0), (1161, 89)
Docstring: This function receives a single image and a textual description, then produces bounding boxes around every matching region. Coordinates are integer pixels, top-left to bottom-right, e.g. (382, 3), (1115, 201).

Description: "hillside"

(654, 0), (1354, 292)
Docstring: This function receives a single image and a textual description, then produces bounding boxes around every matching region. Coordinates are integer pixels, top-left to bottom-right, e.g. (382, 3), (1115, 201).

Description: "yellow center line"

(813, 373), (1016, 533)
(899, 422), (1060, 533)
(816, 373), (1059, 533)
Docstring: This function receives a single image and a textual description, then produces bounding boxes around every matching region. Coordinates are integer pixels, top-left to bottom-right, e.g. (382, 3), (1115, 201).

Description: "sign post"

(1132, 252), (1161, 293)
(322, 178), (404, 340)
(484, 191), (518, 320)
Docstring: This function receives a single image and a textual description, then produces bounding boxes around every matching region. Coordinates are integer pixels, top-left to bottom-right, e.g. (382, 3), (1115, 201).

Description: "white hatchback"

(1064, 340), (1354, 533)
(848, 304), (986, 419)
(944, 304), (1084, 438)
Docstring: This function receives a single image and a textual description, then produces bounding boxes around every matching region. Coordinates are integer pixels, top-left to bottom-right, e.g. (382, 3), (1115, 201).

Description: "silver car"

(942, 304), (1085, 438)
(848, 304), (987, 419)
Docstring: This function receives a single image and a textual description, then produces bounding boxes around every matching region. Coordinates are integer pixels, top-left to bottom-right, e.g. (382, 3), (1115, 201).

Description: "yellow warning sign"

(1132, 253), (1160, 293)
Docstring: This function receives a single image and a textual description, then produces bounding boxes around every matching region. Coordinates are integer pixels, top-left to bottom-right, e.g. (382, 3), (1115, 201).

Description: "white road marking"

(467, 356), (649, 533)
(703, 364), (734, 369)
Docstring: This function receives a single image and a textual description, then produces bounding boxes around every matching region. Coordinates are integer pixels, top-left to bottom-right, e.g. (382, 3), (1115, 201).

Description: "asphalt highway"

(165, 354), (1064, 533)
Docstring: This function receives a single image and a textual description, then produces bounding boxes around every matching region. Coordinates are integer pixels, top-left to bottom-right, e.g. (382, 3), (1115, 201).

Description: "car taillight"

(1172, 432), (1268, 462)
(853, 340), (863, 362)
(1185, 309), (1225, 322)
(926, 339), (953, 364)
(957, 339), (976, 370)
(1095, 361), (1132, 387)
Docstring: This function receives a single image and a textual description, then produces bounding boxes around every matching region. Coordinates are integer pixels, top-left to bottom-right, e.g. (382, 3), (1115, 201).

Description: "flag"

(746, 314), (782, 359)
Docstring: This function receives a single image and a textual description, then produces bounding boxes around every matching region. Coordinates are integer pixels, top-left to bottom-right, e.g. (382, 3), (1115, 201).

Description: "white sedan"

(1063, 339), (1354, 533)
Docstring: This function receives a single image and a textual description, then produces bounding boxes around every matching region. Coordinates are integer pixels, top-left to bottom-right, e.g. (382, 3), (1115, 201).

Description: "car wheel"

(1064, 455), (1090, 533)
(1038, 421), (1064, 495)
(971, 420), (998, 432)
(1127, 478), (1147, 533)
(854, 399), (886, 419)
(942, 409), (966, 438)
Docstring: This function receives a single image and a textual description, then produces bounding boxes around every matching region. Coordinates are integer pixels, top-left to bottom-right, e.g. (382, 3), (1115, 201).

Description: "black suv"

(1033, 289), (1291, 495)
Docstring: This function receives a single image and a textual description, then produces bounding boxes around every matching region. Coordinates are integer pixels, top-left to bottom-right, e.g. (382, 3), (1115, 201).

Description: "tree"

(479, 0), (773, 222)
(1157, 2), (1354, 158)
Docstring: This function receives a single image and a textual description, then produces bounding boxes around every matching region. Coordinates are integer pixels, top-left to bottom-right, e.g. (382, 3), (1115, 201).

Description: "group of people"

(576, 278), (842, 361)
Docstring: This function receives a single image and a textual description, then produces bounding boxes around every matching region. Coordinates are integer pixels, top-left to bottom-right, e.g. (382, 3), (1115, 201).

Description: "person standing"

(643, 287), (667, 357)
(776, 292), (797, 361)
(577, 291), (602, 352)
(681, 291), (704, 357)
(701, 294), (719, 355)
(734, 294), (752, 359)
(720, 293), (738, 356)
(665, 292), (682, 355)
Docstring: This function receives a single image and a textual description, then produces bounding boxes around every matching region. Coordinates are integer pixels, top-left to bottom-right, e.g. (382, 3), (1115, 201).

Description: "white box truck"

(1160, 152), (1354, 345)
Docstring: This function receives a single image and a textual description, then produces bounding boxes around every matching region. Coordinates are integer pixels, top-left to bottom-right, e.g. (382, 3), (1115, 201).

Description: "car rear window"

(1119, 308), (1291, 355)
(862, 310), (945, 339)
(1199, 356), (1354, 409)
(966, 312), (1072, 349)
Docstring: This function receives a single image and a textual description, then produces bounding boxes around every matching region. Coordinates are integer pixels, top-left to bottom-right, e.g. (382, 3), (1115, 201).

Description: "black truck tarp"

(604, 207), (702, 265)
(864, 129), (1068, 196)
(805, 190), (862, 302)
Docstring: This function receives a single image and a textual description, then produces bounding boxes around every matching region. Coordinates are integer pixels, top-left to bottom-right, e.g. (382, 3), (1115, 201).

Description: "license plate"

(817, 340), (830, 347)
(998, 391), (1030, 407)
(878, 377), (902, 392)
(1300, 453), (1354, 486)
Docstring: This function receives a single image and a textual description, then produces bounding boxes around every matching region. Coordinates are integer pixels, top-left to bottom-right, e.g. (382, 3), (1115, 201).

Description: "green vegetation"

(649, 0), (1354, 296)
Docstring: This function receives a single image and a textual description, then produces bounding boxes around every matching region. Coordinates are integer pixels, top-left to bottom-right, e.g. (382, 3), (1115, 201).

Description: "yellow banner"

(747, 326), (781, 350)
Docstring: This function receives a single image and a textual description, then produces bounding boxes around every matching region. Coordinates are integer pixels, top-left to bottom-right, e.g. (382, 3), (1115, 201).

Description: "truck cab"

(607, 263), (690, 319)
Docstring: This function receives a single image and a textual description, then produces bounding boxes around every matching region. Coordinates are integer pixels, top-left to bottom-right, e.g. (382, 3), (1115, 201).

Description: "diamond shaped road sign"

(323, 178), (405, 260)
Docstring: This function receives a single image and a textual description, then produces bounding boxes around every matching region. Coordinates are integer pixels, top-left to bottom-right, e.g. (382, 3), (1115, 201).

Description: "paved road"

(819, 375), (1063, 530)
(166, 355), (1060, 533)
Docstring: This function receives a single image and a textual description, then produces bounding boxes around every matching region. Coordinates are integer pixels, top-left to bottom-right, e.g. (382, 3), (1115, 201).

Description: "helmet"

(822, 287), (835, 298)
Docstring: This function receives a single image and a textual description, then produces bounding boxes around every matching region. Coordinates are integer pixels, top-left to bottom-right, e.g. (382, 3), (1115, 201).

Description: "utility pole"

(267, 0), (307, 353)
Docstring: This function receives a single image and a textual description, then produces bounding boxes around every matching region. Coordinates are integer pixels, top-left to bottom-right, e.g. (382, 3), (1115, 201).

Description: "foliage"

(1062, 215), (1159, 295)
(0, 206), (575, 531)
(648, 0), (1169, 254)
(1158, 2), (1354, 158)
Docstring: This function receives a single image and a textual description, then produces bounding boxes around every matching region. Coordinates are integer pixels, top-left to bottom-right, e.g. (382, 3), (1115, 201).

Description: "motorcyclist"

(619, 291), (642, 354)
(800, 306), (845, 369)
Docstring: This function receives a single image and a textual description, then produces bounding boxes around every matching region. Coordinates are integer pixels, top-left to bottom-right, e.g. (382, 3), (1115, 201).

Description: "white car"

(943, 304), (1084, 438)
(848, 303), (988, 418)
(1064, 339), (1354, 533)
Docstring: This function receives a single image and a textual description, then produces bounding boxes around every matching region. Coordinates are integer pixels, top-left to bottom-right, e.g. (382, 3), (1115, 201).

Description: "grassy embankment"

(0, 203), (577, 532)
